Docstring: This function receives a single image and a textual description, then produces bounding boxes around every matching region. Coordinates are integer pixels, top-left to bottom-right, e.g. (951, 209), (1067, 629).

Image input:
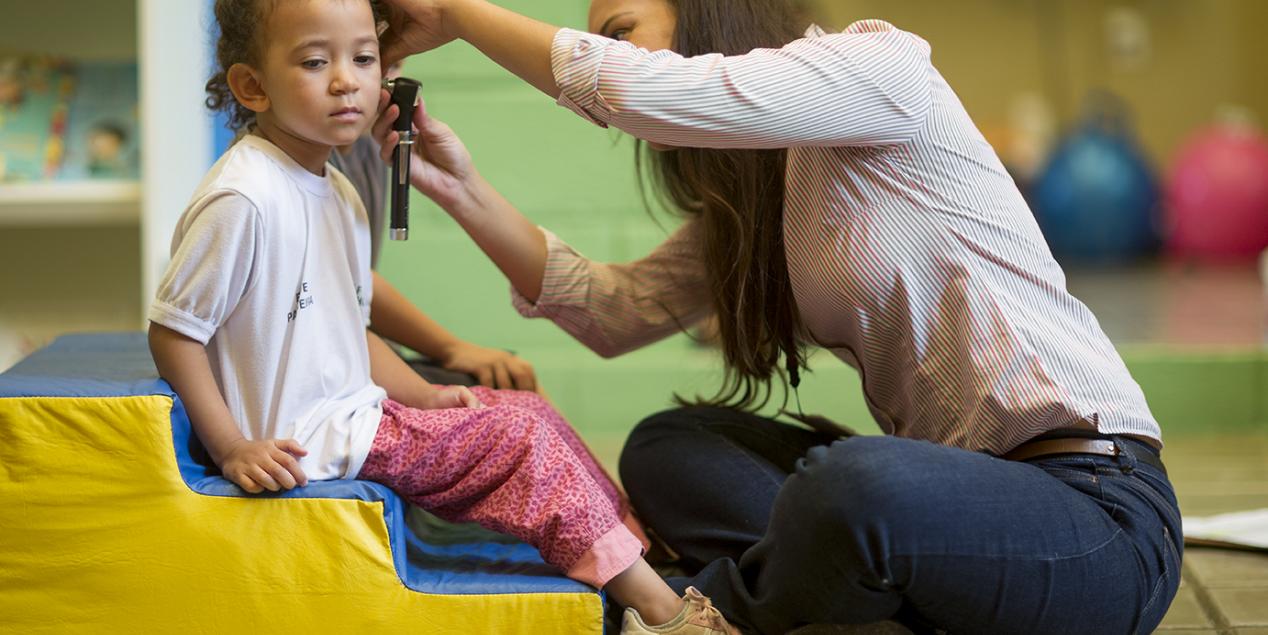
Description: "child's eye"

(302, 59), (327, 70)
(610, 28), (632, 41)
(354, 54), (377, 66)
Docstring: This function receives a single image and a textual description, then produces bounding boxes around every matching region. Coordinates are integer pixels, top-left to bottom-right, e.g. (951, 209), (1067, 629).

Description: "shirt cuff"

(147, 301), (216, 345)
(551, 28), (614, 127)
(510, 228), (589, 318)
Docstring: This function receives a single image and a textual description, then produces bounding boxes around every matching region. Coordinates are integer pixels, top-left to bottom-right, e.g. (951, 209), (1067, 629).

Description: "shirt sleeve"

(148, 192), (262, 344)
(511, 222), (712, 358)
(551, 20), (934, 149)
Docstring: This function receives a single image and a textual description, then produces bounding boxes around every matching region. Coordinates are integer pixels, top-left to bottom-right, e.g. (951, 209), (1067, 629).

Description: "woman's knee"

(619, 407), (743, 501)
(620, 408), (706, 475)
(780, 436), (933, 531)
(627, 406), (731, 440)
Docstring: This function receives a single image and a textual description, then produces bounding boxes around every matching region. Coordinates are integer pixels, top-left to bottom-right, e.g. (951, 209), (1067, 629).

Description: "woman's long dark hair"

(640, 0), (810, 411)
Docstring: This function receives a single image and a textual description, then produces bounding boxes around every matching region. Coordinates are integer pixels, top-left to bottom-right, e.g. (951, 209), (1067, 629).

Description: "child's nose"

(330, 65), (359, 95)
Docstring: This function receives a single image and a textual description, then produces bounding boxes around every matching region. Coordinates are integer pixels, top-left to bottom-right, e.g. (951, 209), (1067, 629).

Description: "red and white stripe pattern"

(516, 22), (1160, 454)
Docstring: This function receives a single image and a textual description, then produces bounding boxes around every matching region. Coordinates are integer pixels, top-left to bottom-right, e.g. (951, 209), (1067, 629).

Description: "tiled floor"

(1155, 433), (1268, 634)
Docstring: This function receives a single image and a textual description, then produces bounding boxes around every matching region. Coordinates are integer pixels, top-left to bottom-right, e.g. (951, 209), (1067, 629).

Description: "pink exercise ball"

(1164, 121), (1268, 262)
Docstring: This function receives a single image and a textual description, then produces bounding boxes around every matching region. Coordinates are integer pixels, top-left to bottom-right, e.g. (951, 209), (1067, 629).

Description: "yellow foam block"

(0, 395), (601, 633)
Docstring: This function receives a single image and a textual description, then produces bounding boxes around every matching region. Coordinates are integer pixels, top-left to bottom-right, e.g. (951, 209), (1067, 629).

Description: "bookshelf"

(0, 181), (141, 225)
(0, 0), (212, 342)
(0, 0), (140, 224)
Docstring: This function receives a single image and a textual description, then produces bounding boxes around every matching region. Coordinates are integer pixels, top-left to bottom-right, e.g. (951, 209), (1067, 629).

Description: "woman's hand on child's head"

(373, 94), (479, 213)
(420, 385), (485, 410)
(378, 0), (462, 66)
(220, 438), (310, 494)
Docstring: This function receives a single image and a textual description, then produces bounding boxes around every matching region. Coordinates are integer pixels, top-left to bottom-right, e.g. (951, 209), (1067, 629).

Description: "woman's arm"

(373, 94), (550, 303)
(512, 222), (713, 359)
(549, 21), (935, 149)
(374, 95), (711, 360)
(380, 0), (559, 97)
(382, 1), (934, 148)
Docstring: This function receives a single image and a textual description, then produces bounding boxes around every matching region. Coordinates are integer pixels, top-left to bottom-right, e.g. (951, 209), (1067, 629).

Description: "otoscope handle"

(390, 138), (412, 241)
(384, 77), (421, 241)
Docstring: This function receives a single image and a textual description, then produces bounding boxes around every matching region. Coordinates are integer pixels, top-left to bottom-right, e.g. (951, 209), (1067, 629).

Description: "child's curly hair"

(205, 0), (387, 132)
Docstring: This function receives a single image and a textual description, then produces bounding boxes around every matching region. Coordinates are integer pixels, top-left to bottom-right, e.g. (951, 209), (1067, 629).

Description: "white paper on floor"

(1183, 509), (1268, 551)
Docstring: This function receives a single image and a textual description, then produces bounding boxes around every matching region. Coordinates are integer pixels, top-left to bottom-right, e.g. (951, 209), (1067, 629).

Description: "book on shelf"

(0, 55), (139, 185)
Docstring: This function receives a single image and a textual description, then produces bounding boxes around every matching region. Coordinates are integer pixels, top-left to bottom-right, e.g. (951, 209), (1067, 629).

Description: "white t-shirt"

(149, 134), (385, 480)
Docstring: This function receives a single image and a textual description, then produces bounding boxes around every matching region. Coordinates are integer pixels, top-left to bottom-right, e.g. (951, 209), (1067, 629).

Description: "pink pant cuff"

(565, 523), (644, 588)
(623, 510), (652, 552)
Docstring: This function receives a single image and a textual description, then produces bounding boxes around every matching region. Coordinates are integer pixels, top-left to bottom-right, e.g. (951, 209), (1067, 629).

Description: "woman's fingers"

(375, 103), (402, 162)
(375, 88), (392, 121)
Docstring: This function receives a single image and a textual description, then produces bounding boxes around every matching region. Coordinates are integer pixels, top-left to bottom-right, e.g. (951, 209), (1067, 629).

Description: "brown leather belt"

(1003, 437), (1166, 473)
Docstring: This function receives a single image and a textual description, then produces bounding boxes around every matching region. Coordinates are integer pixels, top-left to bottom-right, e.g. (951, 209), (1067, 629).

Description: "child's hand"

(220, 438), (309, 494)
(419, 385), (484, 410)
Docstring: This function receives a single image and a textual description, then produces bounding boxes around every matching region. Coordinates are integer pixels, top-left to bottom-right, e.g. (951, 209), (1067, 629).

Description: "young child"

(148, 1), (732, 633)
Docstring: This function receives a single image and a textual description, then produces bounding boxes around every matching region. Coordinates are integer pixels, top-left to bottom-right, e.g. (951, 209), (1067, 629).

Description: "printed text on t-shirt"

(287, 281), (315, 322)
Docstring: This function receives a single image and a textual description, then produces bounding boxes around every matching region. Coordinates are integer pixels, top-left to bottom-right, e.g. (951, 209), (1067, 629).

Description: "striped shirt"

(514, 21), (1161, 454)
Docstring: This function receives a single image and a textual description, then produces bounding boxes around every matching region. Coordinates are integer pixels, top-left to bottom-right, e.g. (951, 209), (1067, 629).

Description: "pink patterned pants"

(358, 387), (646, 588)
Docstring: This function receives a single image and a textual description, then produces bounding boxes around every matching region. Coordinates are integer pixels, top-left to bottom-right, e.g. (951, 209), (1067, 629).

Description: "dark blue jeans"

(618, 407), (1182, 635)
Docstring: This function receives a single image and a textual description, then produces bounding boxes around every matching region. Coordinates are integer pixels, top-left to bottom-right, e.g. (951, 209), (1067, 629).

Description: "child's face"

(256, 0), (382, 148)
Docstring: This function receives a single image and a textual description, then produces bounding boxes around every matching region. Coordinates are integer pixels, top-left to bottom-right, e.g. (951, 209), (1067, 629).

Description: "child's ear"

(227, 63), (269, 114)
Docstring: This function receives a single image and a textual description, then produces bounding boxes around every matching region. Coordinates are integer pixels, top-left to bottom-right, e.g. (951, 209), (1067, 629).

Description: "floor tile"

(1158, 587), (1217, 629)
(1207, 588), (1268, 627)
(1165, 435), (1268, 518)
(1185, 549), (1268, 588)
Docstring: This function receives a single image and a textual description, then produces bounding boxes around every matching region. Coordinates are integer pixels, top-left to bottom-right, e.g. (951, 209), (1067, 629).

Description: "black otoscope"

(383, 77), (421, 241)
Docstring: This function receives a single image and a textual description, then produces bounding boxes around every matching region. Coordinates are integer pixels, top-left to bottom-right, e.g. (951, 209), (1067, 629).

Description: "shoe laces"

(684, 587), (739, 634)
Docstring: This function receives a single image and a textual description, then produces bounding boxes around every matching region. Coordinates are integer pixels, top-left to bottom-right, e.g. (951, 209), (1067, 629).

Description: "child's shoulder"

(325, 163), (369, 222)
(325, 163), (360, 202)
(195, 136), (294, 211)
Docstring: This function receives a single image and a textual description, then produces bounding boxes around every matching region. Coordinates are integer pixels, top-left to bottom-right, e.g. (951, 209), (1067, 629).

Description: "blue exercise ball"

(1033, 94), (1159, 262)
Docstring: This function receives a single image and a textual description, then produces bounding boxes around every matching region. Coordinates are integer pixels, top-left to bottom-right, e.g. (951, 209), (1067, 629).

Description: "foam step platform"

(0, 333), (603, 633)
